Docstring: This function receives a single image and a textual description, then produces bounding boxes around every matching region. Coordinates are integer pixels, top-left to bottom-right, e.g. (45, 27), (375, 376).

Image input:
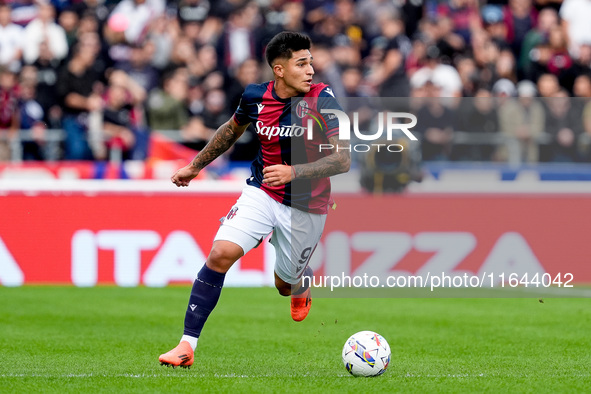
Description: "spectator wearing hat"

(481, 5), (508, 44)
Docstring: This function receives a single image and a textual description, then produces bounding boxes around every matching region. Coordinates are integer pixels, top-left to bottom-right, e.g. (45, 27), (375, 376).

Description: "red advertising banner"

(1, 192), (589, 286)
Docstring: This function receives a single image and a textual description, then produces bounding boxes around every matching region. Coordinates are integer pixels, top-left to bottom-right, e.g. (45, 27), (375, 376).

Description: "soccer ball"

(342, 331), (391, 377)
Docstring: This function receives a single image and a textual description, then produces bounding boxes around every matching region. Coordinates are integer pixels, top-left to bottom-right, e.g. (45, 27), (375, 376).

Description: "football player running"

(159, 31), (350, 368)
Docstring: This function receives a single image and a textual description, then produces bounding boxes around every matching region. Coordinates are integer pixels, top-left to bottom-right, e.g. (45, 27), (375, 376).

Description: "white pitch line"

(1, 372), (589, 379)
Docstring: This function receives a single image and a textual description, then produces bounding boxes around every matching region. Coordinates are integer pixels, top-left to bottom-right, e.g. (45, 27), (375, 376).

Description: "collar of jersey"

(271, 82), (306, 103)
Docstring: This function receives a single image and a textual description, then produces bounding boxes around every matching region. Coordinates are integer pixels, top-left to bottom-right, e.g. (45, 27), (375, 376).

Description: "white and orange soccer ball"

(342, 331), (391, 377)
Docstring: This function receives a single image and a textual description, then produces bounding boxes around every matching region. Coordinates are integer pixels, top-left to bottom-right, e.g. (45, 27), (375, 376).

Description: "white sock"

(181, 335), (198, 351)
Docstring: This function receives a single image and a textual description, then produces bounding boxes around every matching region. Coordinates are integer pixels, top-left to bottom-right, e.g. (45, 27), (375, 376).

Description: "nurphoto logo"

(309, 110), (418, 153)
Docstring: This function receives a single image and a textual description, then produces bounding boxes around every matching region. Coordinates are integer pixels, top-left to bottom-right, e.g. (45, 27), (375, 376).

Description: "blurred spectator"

(114, 41), (160, 93)
(217, 1), (260, 73)
(58, 7), (80, 49)
(583, 98), (591, 159)
(537, 72), (560, 97)
(101, 70), (148, 160)
(470, 29), (499, 89)
(529, 26), (576, 90)
(504, 0), (538, 59)
(222, 58), (261, 162)
(436, 0), (480, 44)
(104, 0), (165, 45)
(571, 44), (591, 81)
(497, 80), (545, 162)
(481, 5), (508, 43)
(453, 88), (500, 160)
(432, 15), (467, 63)
(573, 74), (591, 97)
(559, 0), (591, 60)
(519, 8), (558, 80)
(23, 2), (68, 65)
(32, 42), (61, 127)
(190, 44), (219, 82)
(411, 45), (463, 97)
(226, 58), (261, 111)
(0, 3), (24, 71)
(200, 88), (230, 130)
(495, 49), (518, 82)
(455, 56), (479, 96)
(147, 67), (189, 130)
(356, 0), (398, 40)
(367, 12), (411, 98)
(57, 40), (103, 160)
(542, 89), (582, 162)
(18, 79), (46, 160)
(168, 36), (197, 70)
(147, 13), (179, 70)
(341, 65), (373, 131)
(415, 81), (455, 161)
(309, 43), (345, 98)
(0, 66), (19, 160)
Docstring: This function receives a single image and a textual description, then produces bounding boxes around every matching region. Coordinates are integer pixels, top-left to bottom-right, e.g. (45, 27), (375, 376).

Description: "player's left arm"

(262, 136), (350, 187)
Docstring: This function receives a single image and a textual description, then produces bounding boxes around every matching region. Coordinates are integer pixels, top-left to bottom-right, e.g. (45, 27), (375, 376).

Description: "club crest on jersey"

(296, 100), (309, 118)
(226, 207), (239, 220)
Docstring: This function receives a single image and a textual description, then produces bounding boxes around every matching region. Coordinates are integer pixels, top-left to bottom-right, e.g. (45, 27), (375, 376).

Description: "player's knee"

(206, 245), (241, 273)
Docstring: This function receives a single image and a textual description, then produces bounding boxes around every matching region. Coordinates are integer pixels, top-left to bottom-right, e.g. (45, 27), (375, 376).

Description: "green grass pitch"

(0, 286), (589, 393)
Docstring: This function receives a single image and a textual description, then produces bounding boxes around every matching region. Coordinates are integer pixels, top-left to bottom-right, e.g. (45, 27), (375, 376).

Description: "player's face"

(279, 49), (314, 95)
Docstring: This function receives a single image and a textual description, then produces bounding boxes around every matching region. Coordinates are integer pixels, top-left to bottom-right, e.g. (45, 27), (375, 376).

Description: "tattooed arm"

(262, 135), (351, 187)
(172, 117), (248, 187)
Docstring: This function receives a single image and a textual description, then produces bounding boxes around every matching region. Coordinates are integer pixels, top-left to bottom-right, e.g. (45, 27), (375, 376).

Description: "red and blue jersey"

(232, 81), (342, 214)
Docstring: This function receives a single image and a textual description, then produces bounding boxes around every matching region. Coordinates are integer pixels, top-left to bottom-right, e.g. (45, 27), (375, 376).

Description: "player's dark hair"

(265, 31), (312, 67)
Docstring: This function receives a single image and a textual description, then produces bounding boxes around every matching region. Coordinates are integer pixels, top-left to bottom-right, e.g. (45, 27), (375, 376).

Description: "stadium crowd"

(0, 0), (591, 163)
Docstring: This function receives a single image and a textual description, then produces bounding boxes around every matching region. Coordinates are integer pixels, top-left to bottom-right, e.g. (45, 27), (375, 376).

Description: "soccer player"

(159, 31), (350, 368)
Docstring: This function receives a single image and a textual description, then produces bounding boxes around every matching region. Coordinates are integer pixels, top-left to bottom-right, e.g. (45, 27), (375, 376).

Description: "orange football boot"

(291, 287), (312, 322)
(159, 341), (194, 368)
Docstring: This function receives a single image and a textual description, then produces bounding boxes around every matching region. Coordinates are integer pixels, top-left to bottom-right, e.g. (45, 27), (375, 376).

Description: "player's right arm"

(171, 117), (249, 187)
